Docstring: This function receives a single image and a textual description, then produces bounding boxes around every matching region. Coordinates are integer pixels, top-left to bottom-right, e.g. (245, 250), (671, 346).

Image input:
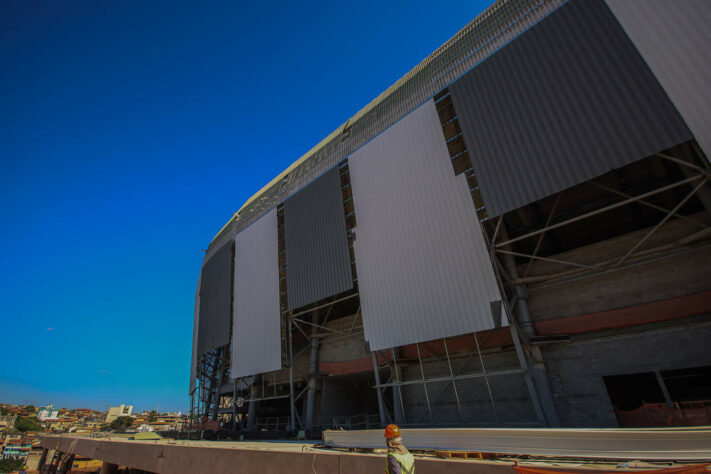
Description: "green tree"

(0, 407), (8, 415)
(147, 410), (158, 423)
(23, 405), (36, 413)
(15, 416), (43, 432)
(109, 416), (134, 432)
(0, 458), (24, 472)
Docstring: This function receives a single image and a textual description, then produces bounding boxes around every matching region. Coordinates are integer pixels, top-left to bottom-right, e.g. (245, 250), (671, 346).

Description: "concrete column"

(38, 448), (49, 470)
(57, 453), (75, 473)
(305, 311), (321, 432)
(99, 462), (118, 474)
(246, 377), (258, 431)
(372, 353), (387, 426)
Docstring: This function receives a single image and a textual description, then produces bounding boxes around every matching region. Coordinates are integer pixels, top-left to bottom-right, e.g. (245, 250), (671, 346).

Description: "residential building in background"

(0, 414), (17, 436)
(1, 434), (32, 460)
(105, 404), (133, 424)
(37, 405), (59, 421)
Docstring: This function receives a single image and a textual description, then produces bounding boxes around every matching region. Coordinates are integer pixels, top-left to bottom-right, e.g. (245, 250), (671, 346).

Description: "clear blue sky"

(0, 0), (489, 413)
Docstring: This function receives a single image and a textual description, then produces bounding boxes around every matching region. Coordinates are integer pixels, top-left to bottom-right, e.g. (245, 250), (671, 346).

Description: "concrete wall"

(543, 319), (711, 427)
(526, 213), (711, 321)
(38, 435), (517, 474)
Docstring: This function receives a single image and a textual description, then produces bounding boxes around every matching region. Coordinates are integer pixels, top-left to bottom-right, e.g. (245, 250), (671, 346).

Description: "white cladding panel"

(349, 100), (503, 351)
(231, 209), (281, 378)
(606, 0), (711, 160)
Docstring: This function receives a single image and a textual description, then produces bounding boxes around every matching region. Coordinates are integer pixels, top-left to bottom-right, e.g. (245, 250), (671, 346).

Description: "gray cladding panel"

(349, 100), (503, 351)
(450, 0), (693, 217)
(197, 243), (232, 355)
(606, 0), (711, 161)
(232, 209), (282, 378)
(284, 167), (353, 310)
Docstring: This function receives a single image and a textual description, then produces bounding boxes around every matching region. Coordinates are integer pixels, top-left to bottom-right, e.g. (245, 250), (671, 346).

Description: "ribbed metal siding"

(197, 242), (232, 355)
(205, 0), (569, 259)
(349, 100), (503, 352)
(284, 167), (353, 310)
(190, 275), (201, 395)
(606, 0), (711, 161)
(231, 209), (281, 378)
(450, 0), (693, 218)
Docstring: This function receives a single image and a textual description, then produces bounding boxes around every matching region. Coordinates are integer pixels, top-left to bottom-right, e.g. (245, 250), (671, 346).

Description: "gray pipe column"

(499, 226), (561, 427)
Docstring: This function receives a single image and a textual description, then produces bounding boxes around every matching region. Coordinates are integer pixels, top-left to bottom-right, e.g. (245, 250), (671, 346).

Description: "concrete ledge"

(38, 435), (517, 474)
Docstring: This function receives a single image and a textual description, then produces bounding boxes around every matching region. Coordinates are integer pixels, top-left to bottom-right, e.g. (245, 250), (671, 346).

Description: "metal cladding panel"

(231, 209), (281, 378)
(197, 243), (232, 355)
(606, 0), (711, 161)
(349, 100), (503, 351)
(450, 0), (693, 217)
(284, 167), (353, 310)
(190, 275), (201, 394)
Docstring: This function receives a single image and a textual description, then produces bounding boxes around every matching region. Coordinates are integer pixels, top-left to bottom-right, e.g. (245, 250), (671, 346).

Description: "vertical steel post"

(473, 332), (499, 421)
(443, 339), (463, 417)
(655, 370), (675, 409)
(416, 343), (434, 424)
(390, 348), (407, 425)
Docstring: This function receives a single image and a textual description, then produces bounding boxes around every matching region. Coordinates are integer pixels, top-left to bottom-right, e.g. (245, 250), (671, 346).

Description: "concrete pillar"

(246, 376), (258, 431)
(38, 448), (49, 470)
(57, 453), (75, 473)
(372, 353), (388, 426)
(99, 461), (118, 474)
(305, 311), (321, 432)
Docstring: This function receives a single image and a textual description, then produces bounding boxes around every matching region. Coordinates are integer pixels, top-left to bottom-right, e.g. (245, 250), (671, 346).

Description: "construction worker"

(384, 424), (415, 474)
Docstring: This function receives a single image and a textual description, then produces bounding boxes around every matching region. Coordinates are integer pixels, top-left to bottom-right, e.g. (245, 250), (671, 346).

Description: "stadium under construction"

(189, 0), (711, 437)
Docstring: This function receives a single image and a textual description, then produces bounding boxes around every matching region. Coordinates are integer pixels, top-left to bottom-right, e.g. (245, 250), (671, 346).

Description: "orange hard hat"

(384, 424), (401, 438)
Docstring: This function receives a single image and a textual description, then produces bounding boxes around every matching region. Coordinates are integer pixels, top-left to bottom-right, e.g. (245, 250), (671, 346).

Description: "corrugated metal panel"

(284, 167), (353, 310)
(449, 0), (693, 218)
(197, 242), (232, 355)
(231, 209), (281, 378)
(349, 100), (503, 352)
(205, 0), (568, 257)
(190, 275), (201, 395)
(606, 0), (711, 161)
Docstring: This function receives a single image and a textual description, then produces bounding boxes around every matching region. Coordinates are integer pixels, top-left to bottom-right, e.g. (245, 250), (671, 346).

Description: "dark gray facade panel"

(284, 167), (353, 310)
(606, 0), (711, 161)
(450, 0), (693, 217)
(349, 100), (503, 352)
(197, 242), (232, 355)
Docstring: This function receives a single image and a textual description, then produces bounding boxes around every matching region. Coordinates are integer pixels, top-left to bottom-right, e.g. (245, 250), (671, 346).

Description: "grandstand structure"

(190, 0), (711, 435)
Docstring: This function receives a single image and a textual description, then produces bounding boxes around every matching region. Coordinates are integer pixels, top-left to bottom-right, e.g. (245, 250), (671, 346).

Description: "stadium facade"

(190, 0), (711, 434)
